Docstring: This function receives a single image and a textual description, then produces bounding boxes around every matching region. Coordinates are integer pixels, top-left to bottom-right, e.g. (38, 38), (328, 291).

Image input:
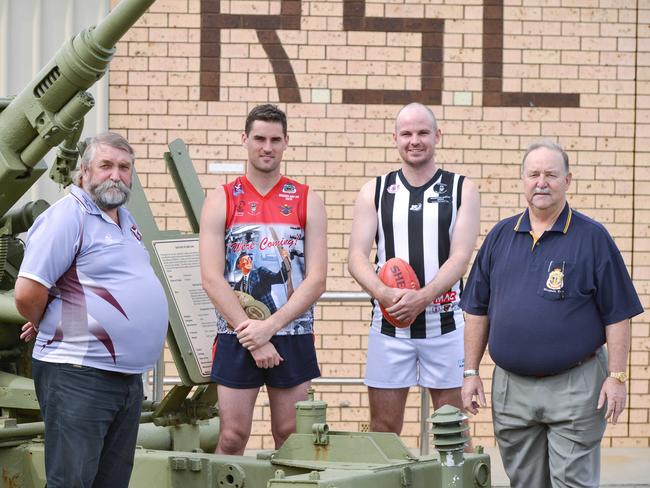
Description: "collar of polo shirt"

(513, 203), (573, 249)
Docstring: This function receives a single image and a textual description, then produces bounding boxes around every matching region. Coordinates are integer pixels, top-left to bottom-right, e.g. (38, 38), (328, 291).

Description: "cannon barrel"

(0, 0), (156, 215)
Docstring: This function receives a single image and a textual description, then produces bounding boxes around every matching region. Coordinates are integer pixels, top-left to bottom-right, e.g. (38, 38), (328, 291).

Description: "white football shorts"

(364, 326), (464, 389)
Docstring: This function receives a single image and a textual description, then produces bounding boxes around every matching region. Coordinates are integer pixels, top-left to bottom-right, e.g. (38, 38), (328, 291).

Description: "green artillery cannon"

(0, 1), (492, 486)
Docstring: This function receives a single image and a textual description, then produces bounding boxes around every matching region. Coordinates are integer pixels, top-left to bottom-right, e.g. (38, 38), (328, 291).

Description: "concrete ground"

(485, 447), (650, 487)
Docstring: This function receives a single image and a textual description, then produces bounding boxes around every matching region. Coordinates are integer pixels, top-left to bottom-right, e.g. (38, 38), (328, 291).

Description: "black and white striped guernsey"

(372, 168), (465, 339)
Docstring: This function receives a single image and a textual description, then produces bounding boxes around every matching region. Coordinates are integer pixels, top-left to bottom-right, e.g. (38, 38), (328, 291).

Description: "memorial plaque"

(152, 237), (216, 378)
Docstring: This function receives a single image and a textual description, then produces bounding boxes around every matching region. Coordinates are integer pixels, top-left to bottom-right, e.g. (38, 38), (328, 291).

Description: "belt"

(532, 350), (598, 378)
(68, 363), (136, 377)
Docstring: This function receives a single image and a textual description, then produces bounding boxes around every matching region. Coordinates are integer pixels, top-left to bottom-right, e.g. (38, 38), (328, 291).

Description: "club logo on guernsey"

(248, 202), (258, 215)
(235, 201), (246, 216)
(546, 267), (564, 291)
(279, 204), (293, 216)
(282, 183), (296, 194)
(387, 184), (400, 194)
(233, 182), (244, 196)
(433, 182), (448, 194)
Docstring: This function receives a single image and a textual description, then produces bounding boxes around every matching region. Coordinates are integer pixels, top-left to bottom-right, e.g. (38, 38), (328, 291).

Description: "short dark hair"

(244, 104), (287, 136)
(522, 140), (569, 174)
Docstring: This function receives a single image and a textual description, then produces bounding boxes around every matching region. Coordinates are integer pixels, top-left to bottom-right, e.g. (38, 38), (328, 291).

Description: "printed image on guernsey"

(373, 169), (465, 339)
(19, 185), (169, 373)
(218, 175), (312, 335)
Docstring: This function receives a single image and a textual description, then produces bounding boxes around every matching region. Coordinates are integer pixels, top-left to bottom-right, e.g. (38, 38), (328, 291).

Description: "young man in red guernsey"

(200, 104), (328, 454)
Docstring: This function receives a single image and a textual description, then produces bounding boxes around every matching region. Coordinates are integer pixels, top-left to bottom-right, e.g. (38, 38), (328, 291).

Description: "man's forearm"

(464, 313), (490, 370)
(605, 319), (630, 373)
(14, 277), (49, 326)
(268, 275), (326, 333)
(348, 253), (386, 300)
(203, 276), (249, 328)
(422, 254), (471, 302)
(16, 302), (46, 326)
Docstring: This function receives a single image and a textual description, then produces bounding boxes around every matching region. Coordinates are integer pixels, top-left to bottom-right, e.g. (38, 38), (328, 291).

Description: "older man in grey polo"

(15, 132), (168, 488)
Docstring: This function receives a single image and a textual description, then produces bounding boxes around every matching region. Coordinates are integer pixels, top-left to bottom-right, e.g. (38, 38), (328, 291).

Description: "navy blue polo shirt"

(461, 203), (643, 376)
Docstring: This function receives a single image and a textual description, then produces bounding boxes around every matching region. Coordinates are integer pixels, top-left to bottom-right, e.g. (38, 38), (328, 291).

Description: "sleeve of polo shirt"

(594, 238), (644, 326)
(18, 201), (83, 289)
(460, 238), (492, 316)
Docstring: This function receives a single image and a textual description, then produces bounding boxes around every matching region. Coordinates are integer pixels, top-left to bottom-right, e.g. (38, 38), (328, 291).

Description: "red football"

(378, 257), (420, 328)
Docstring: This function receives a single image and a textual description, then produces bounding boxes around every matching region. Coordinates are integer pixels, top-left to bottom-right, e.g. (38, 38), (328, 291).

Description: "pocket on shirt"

(536, 259), (575, 301)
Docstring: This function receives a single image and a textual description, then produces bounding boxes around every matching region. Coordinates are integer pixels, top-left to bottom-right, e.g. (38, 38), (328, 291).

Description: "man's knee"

(217, 424), (251, 454)
(429, 387), (462, 410)
(271, 416), (296, 448)
(271, 426), (292, 447)
(370, 412), (403, 434)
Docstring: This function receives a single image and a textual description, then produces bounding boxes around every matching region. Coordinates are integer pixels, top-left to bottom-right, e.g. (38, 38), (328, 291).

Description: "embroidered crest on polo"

(546, 267), (564, 291)
(130, 224), (142, 241)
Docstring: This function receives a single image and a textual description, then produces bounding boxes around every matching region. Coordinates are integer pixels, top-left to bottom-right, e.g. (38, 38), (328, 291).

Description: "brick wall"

(110, 0), (650, 450)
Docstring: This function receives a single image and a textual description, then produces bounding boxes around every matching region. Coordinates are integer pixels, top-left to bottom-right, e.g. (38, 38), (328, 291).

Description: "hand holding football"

(378, 257), (420, 328)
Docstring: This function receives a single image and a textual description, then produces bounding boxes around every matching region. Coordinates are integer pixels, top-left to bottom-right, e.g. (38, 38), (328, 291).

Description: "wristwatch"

(609, 371), (628, 383)
(463, 369), (480, 378)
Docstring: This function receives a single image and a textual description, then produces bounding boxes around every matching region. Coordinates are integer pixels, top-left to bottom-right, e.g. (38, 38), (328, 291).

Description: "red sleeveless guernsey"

(217, 175), (312, 335)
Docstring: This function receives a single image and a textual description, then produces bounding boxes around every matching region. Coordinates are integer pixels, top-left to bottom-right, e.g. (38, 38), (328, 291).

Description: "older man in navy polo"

(460, 140), (642, 488)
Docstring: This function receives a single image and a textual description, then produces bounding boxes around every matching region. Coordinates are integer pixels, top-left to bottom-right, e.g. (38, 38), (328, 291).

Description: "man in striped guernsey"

(348, 103), (480, 435)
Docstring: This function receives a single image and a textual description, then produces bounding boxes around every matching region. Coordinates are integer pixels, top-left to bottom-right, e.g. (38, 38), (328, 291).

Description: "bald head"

(395, 103), (438, 133)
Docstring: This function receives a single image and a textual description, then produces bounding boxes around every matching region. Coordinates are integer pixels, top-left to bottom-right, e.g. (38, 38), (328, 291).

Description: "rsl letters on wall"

(200, 0), (580, 108)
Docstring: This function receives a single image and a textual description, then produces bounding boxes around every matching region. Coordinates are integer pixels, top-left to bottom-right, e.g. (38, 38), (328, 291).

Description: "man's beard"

(88, 179), (131, 210)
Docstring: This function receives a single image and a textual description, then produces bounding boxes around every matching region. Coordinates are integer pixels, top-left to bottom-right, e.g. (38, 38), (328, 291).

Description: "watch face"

(611, 372), (627, 383)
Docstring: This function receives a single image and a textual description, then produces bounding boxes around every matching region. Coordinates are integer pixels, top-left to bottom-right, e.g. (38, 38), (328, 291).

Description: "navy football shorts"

(210, 333), (320, 389)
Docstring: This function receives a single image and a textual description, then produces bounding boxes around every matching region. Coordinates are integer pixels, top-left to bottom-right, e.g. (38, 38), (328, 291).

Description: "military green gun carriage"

(0, 1), (491, 486)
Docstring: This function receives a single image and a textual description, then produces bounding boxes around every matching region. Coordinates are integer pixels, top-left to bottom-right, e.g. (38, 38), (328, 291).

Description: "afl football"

(378, 257), (420, 328)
